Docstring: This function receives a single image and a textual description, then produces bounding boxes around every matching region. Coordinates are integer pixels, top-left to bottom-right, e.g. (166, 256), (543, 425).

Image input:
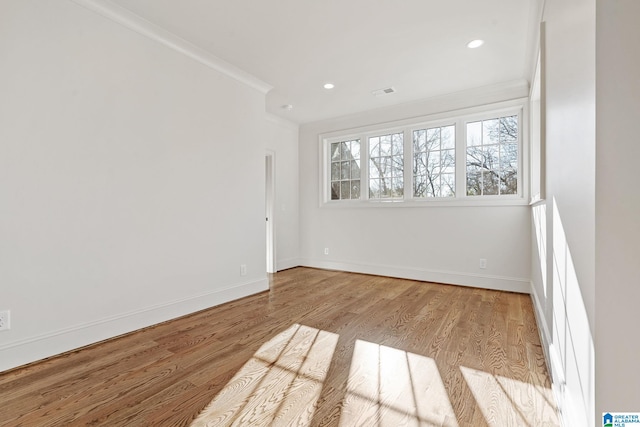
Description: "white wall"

(595, 0), (640, 418)
(299, 83), (532, 292)
(265, 115), (300, 271)
(0, 0), (268, 372)
(530, 0), (596, 425)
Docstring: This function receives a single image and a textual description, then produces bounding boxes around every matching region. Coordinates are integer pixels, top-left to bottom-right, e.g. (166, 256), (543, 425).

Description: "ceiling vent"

(372, 87), (396, 97)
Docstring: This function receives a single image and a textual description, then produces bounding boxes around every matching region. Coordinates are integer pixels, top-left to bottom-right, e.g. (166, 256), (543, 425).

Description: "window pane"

(331, 162), (340, 181)
(369, 179), (381, 199)
(331, 143), (341, 160)
(483, 170), (499, 195)
(501, 169), (517, 195)
(500, 143), (518, 169)
(412, 125), (456, 199)
(441, 174), (455, 197)
(425, 174), (436, 197)
(392, 133), (403, 155)
(370, 158), (382, 178)
(442, 149), (455, 173)
(441, 125), (455, 149)
(433, 177), (443, 197)
(500, 116), (518, 142)
(369, 137), (380, 157)
(392, 177), (404, 197)
(350, 140), (360, 159)
(378, 157), (391, 175)
(351, 180), (361, 199)
(413, 130), (426, 152)
(380, 179), (392, 198)
(467, 147), (483, 169)
(328, 139), (363, 201)
(466, 166), (482, 196)
(391, 163), (402, 178)
(369, 132), (403, 200)
(414, 153), (426, 176)
(467, 121), (482, 146)
(351, 160), (361, 179)
(482, 119), (500, 145)
(380, 135), (391, 156)
(426, 128), (440, 148)
(331, 182), (341, 200)
(370, 162), (380, 179)
(414, 175), (426, 197)
(341, 161), (350, 180)
(427, 150), (441, 172)
(483, 145), (499, 170)
(341, 181), (351, 199)
(340, 142), (350, 159)
(465, 115), (518, 196)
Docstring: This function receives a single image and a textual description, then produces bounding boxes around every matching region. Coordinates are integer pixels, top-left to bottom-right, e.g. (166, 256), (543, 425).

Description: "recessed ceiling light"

(281, 104), (293, 111)
(467, 39), (484, 49)
(323, 83), (335, 90)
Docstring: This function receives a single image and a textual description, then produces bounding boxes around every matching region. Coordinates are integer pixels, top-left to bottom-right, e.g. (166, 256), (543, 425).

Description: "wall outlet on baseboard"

(324, 248), (329, 255)
(240, 264), (247, 276)
(0, 310), (10, 331)
(479, 258), (487, 269)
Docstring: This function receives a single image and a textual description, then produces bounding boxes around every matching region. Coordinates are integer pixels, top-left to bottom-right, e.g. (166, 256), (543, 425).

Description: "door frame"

(265, 151), (276, 273)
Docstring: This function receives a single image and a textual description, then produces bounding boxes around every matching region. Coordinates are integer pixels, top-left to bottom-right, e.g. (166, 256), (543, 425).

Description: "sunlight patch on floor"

(339, 339), (459, 427)
(190, 323), (338, 426)
(460, 365), (559, 426)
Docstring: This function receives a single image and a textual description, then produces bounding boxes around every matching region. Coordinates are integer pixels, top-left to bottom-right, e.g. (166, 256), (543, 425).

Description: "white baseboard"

(529, 283), (554, 371)
(0, 278), (268, 373)
(299, 258), (530, 293)
(529, 281), (567, 427)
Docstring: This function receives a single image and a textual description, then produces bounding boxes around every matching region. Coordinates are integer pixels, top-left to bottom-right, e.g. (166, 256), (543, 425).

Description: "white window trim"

(319, 98), (529, 208)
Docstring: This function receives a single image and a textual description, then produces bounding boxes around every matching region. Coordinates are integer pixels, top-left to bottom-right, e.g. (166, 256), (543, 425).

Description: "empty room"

(1, 0), (638, 426)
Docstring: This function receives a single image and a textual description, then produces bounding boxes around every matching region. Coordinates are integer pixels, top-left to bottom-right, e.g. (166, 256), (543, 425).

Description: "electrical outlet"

(240, 264), (247, 276)
(324, 248), (329, 255)
(0, 310), (10, 331)
(479, 258), (487, 269)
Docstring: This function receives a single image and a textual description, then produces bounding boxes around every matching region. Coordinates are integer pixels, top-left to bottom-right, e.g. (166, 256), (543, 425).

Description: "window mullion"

(362, 134), (369, 200)
(455, 120), (466, 198)
(404, 129), (412, 200)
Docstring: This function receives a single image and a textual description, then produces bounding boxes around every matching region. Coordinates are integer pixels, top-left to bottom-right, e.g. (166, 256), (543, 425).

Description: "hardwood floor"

(0, 268), (559, 426)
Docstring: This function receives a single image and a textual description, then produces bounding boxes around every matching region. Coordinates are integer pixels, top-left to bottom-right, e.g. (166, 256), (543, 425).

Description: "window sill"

(322, 197), (530, 208)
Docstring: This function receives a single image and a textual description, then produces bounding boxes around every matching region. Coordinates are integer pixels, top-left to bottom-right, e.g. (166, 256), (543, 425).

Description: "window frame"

(367, 130), (405, 201)
(319, 99), (528, 207)
(463, 112), (522, 198)
(409, 121), (458, 200)
(329, 138), (362, 201)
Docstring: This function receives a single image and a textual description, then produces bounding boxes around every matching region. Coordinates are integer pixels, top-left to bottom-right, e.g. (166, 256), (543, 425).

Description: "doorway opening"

(265, 152), (276, 274)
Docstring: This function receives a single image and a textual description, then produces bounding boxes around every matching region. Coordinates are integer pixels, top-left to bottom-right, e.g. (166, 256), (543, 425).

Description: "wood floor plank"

(0, 267), (559, 427)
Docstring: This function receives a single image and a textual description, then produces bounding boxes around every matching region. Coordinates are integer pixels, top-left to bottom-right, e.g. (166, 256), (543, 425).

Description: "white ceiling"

(109, 0), (537, 124)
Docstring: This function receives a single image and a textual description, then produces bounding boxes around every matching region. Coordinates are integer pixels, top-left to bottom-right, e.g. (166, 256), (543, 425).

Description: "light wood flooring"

(0, 267), (559, 426)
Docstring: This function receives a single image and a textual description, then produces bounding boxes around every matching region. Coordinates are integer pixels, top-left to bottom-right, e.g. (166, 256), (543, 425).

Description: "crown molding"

(71, 0), (273, 94)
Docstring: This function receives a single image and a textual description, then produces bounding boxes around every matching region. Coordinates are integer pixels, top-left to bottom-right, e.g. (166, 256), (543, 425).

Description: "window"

(330, 139), (361, 200)
(413, 125), (455, 198)
(322, 101), (524, 205)
(369, 132), (403, 199)
(466, 115), (518, 196)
